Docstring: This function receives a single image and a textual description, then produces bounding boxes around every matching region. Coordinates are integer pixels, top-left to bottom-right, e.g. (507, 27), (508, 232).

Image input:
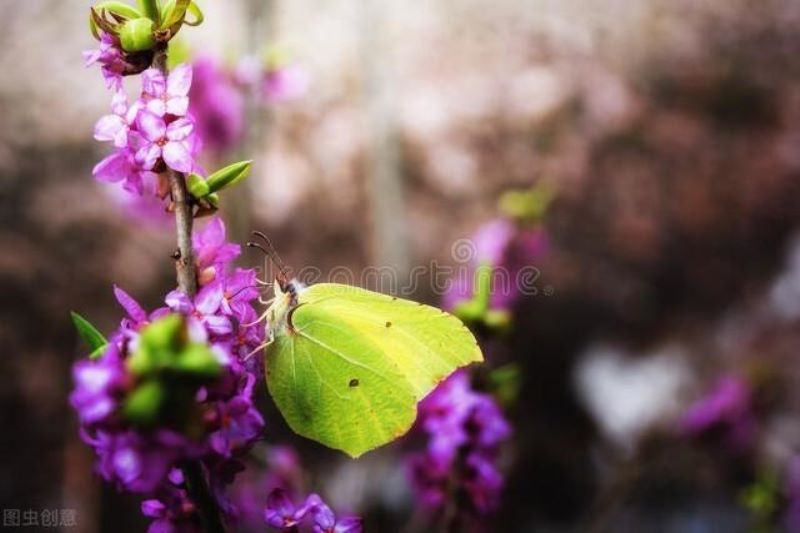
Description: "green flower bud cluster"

(90, 0), (204, 53)
(186, 160), (253, 217)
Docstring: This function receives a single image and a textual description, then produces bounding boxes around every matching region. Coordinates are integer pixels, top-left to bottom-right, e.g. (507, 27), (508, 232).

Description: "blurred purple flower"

(189, 56), (244, 153)
(407, 370), (511, 516)
(264, 490), (362, 532)
(70, 347), (126, 426)
(142, 484), (201, 533)
(309, 496), (363, 533)
(207, 395), (264, 458)
(262, 64), (309, 103)
(264, 489), (314, 529)
(86, 429), (188, 493)
(680, 375), (755, 449)
(443, 218), (549, 313)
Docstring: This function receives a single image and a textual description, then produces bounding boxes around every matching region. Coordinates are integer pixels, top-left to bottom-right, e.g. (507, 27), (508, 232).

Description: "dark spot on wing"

(349, 378), (360, 388)
(392, 297), (397, 301)
(385, 321), (392, 328)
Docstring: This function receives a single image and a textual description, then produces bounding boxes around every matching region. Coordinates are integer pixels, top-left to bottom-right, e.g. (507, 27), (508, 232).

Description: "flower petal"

(166, 96), (189, 117)
(94, 115), (128, 146)
(168, 64), (193, 96)
(166, 118), (194, 141)
(137, 112), (167, 142)
(163, 141), (194, 173)
(93, 151), (130, 183)
(141, 68), (166, 97)
(114, 285), (148, 322)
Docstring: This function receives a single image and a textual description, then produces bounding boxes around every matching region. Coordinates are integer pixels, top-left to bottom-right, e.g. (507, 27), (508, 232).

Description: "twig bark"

(153, 44), (223, 533)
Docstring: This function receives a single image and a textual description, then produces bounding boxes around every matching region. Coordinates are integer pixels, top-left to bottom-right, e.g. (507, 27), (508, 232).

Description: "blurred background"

(2, 0), (800, 531)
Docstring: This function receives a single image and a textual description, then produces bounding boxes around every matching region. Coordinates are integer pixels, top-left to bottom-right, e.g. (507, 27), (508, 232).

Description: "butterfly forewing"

(265, 283), (483, 458)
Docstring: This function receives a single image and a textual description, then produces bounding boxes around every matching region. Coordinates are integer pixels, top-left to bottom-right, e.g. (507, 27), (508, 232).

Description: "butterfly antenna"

(247, 231), (292, 287)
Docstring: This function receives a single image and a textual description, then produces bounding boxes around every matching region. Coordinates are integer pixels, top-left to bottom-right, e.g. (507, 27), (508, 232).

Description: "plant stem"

(182, 461), (226, 533)
(153, 44), (223, 533)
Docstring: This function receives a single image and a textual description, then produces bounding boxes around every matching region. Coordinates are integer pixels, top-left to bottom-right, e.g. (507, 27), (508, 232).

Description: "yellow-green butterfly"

(248, 233), (483, 458)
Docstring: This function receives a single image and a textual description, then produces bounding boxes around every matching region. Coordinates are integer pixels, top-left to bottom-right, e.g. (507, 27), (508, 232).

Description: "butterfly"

(248, 232), (483, 458)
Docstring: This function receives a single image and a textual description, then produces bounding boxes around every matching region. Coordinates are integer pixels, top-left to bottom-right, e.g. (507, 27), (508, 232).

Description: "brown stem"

(153, 45), (222, 533)
(153, 46), (197, 296)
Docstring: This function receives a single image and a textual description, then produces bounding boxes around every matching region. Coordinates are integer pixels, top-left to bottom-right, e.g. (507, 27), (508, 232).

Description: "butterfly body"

(263, 281), (483, 458)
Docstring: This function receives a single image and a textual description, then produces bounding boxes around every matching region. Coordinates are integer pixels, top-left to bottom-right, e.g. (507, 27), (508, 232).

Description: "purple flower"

(264, 489), (314, 529)
(165, 284), (233, 337)
(135, 112), (198, 173)
(193, 218), (241, 283)
(408, 370), (511, 516)
(141, 65), (193, 118)
(142, 485), (201, 533)
(264, 490), (362, 532)
(189, 56), (244, 152)
(94, 91), (142, 148)
(207, 395), (264, 458)
(462, 454), (504, 515)
(219, 268), (260, 320)
(93, 147), (148, 195)
(85, 429), (187, 493)
(443, 219), (549, 313)
(83, 33), (127, 91)
(407, 453), (449, 509)
(309, 497), (363, 533)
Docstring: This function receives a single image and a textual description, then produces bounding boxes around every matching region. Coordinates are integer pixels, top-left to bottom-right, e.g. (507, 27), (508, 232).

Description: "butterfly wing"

(265, 283), (483, 458)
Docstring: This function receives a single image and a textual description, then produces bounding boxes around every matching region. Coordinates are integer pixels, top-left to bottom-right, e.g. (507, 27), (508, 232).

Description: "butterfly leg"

(243, 332), (273, 361)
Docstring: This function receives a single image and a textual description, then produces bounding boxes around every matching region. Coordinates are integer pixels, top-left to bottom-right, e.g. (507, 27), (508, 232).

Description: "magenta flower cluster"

(71, 218), (266, 530)
(88, 36), (202, 198)
(77, 33), (363, 532)
(407, 370), (511, 517)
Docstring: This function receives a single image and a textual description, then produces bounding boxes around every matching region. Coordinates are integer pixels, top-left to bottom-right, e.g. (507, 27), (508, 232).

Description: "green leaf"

(206, 160), (252, 193)
(265, 283), (483, 458)
(124, 380), (166, 426)
(159, 0), (190, 30)
(90, 2), (143, 38)
(137, 0), (161, 25)
(71, 311), (108, 358)
(119, 17), (155, 52)
(183, 2), (204, 26)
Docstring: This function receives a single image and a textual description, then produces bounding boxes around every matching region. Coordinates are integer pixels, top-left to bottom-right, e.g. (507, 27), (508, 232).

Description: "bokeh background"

(2, 0), (800, 531)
